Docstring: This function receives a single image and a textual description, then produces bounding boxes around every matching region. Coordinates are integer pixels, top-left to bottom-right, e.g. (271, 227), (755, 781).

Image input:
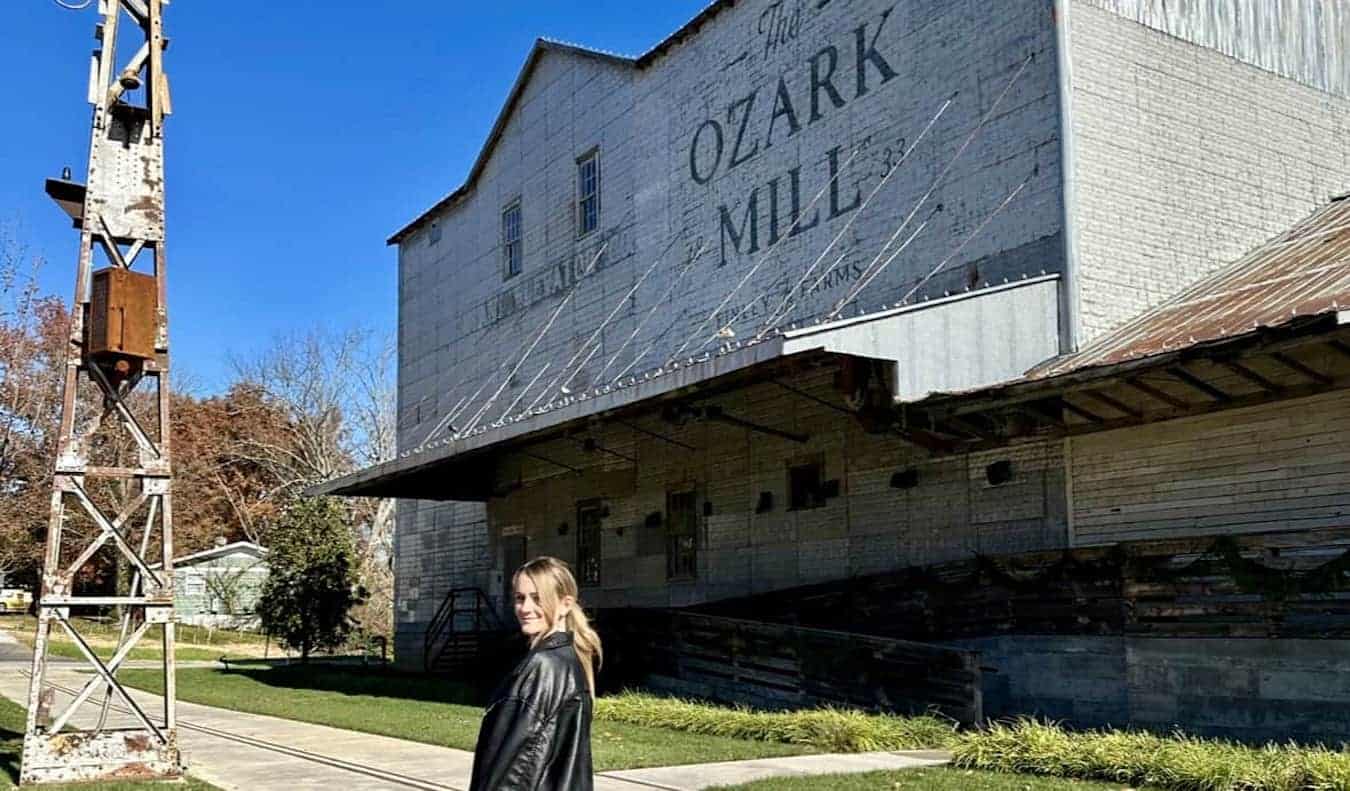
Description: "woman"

(469, 556), (602, 791)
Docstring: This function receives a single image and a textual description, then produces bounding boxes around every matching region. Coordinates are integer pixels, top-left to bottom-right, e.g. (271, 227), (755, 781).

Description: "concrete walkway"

(0, 628), (31, 664)
(0, 662), (949, 790)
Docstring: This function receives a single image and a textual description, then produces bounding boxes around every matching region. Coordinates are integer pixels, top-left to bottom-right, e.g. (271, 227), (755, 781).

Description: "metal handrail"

(423, 587), (507, 671)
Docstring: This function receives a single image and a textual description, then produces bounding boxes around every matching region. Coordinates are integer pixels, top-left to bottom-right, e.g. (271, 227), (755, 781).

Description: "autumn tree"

(171, 383), (295, 547)
(0, 222), (67, 587)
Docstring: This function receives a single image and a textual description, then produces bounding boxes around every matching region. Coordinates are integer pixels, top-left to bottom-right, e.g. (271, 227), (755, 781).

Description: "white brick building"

(319, 0), (1350, 740)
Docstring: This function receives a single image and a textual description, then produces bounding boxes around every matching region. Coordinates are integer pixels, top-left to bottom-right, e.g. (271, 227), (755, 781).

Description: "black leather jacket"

(469, 631), (594, 791)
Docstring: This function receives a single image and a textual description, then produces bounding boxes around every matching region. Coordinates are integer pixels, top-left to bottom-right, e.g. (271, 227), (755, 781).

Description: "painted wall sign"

(398, 0), (1064, 440)
(687, 4), (900, 267)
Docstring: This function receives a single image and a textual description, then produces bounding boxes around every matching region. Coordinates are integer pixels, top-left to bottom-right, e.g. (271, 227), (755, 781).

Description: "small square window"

(427, 222), (441, 246)
(502, 201), (522, 280)
(577, 151), (600, 237)
(788, 462), (824, 511)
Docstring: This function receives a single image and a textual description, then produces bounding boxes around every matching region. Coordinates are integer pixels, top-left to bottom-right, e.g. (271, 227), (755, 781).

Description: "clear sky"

(6, 0), (707, 394)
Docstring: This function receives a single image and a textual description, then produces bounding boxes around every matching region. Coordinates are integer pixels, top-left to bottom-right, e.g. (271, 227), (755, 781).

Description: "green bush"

(953, 718), (1350, 791)
(593, 692), (1350, 790)
(595, 692), (957, 752)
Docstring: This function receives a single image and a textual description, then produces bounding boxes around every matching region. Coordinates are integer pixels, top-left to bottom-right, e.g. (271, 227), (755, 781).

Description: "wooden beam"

(1121, 377), (1190, 410)
(772, 379), (854, 417)
(703, 406), (809, 444)
(933, 323), (1343, 418)
(575, 437), (635, 463)
(1060, 398), (1104, 424)
(1166, 366), (1230, 402)
(1065, 376), (1346, 439)
(896, 428), (955, 453)
(1020, 399), (1063, 423)
(1268, 352), (1332, 385)
(1016, 403), (1065, 427)
(944, 414), (997, 441)
(1215, 359), (1282, 394)
(617, 419), (698, 451)
(1328, 339), (1350, 361)
(523, 450), (581, 473)
(1080, 390), (1142, 420)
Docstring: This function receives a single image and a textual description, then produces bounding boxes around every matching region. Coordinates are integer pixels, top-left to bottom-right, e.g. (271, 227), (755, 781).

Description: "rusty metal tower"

(21, 0), (182, 783)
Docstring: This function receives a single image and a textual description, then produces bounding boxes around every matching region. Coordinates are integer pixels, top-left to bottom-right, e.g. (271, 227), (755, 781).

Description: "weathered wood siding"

(1071, 389), (1350, 546)
(604, 610), (982, 727)
(697, 526), (1350, 741)
(703, 527), (1350, 640)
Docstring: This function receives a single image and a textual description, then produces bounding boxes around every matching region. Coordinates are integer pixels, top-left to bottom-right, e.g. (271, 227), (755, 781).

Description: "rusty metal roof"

(1036, 197), (1350, 378)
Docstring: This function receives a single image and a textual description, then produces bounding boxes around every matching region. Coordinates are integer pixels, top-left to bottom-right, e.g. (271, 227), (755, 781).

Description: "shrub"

(592, 692), (1350, 791)
(595, 692), (957, 752)
(953, 718), (1350, 791)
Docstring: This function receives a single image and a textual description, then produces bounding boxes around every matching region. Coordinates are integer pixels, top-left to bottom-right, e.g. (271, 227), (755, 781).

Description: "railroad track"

(21, 671), (463, 791)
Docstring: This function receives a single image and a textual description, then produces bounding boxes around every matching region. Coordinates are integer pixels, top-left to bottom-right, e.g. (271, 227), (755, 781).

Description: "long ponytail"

(565, 604), (602, 698)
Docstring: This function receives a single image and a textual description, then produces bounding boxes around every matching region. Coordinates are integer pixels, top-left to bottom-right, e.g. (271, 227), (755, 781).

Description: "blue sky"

(6, 1), (707, 394)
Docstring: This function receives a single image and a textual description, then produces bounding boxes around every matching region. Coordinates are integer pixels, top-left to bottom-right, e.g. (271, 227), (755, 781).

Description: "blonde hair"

(514, 556), (602, 697)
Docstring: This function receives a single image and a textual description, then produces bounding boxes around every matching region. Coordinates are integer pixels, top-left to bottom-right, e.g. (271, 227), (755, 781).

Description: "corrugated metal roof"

(1037, 197), (1350, 377)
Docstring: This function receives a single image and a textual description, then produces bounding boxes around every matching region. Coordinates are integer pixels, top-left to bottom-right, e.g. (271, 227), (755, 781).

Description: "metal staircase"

(423, 587), (516, 676)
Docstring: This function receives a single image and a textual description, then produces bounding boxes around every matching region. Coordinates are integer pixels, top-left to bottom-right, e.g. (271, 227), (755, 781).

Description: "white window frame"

(502, 200), (522, 280)
(576, 149), (600, 238)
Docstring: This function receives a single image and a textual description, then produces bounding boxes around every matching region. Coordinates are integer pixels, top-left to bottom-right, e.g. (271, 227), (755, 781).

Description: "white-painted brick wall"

(1068, 0), (1350, 342)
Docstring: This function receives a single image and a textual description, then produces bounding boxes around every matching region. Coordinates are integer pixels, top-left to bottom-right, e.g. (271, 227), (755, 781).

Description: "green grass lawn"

(0, 696), (219, 791)
(712, 767), (1138, 790)
(118, 666), (811, 771)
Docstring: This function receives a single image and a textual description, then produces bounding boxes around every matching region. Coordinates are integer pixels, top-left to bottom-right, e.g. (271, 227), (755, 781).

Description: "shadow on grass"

(217, 664), (490, 707)
(1, 721), (23, 787)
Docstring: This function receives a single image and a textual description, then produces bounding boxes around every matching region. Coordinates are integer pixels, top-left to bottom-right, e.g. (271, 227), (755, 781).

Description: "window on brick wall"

(502, 200), (522, 280)
(666, 490), (698, 580)
(577, 150), (600, 237)
(788, 462), (824, 511)
(576, 500), (603, 586)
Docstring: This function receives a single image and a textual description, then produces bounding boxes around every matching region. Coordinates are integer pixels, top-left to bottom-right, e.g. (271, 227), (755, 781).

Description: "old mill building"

(316, 0), (1350, 741)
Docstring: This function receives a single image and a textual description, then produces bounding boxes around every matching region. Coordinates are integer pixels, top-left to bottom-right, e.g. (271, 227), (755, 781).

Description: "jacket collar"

(535, 631), (573, 651)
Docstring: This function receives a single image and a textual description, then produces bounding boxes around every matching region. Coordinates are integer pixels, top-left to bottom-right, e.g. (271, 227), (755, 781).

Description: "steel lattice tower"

(21, 0), (182, 783)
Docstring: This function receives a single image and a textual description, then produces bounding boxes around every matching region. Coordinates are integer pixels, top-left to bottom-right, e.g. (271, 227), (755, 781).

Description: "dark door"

(576, 501), (603, 587)
(666, 490), (698, 579)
